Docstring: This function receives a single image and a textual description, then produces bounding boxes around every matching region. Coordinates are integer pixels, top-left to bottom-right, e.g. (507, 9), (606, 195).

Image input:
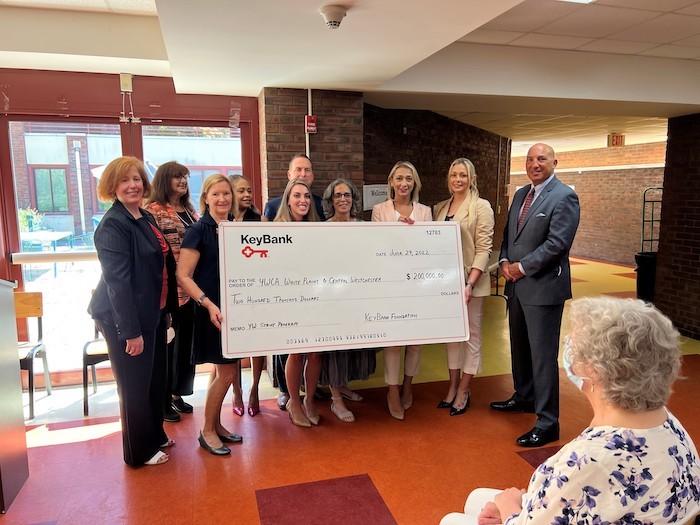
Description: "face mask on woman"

(563, 336), (590, 391)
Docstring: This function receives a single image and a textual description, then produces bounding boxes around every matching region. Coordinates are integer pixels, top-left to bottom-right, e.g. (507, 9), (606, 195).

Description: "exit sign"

(608, 133), (625, 147)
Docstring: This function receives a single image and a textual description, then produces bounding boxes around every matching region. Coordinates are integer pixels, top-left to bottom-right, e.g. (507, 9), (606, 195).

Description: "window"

(34, 168), (69, 212)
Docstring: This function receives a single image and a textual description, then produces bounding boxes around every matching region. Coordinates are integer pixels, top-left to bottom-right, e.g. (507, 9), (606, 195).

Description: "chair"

(82, 322), (110, 416)
(15, 291), (52, 420)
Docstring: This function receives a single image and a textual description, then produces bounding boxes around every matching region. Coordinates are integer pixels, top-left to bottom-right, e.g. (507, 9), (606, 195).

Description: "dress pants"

(383, 345), (421, 385)
(508, 292), (563, 431)
(273, 354), (289, 394)
(446, 297), (484, 375)
(98, 311), (168, 466)
(171, 300), (196, 396)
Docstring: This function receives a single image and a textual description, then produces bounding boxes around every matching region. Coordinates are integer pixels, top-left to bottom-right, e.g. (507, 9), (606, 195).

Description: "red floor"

(3, 356), (700, 525)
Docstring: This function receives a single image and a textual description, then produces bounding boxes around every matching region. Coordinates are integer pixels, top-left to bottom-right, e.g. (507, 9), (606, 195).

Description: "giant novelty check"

(219, 222), (468, 358)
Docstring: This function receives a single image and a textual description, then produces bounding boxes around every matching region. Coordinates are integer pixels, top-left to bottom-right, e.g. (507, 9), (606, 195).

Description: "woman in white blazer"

(371, 161), (432, 420)
(433, 158), (494, 416)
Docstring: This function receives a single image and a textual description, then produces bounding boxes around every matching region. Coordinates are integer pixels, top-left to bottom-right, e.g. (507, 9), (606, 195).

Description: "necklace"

(176, 208), (195, 226)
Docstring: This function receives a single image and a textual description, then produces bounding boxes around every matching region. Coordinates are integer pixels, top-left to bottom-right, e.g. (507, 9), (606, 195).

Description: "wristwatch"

(197, 293), (207, 305)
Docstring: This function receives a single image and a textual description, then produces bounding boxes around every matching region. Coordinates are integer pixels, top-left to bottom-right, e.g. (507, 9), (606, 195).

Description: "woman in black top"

(229, 175), (264, 417)
(177, 174), (241, 456)
(88, 156), (177, 467)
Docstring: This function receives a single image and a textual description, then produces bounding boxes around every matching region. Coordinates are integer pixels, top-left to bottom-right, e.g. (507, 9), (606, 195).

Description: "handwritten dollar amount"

(406, 271), (445, 281)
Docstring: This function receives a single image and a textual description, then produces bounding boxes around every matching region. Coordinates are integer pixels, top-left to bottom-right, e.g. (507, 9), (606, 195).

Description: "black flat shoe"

(172, 398), (193, 414)
(490, 395), (535, 413)
(217, 432), (243, 444)
(437, 398), (455, 409)
(450, 392), (471, 416)
(163, 406), (181, 422)
(516, 425), (560, 448)
(198, 432), (231, 456)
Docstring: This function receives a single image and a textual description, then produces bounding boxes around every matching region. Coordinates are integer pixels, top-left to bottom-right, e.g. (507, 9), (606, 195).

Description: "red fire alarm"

(305, 115), (317, 134)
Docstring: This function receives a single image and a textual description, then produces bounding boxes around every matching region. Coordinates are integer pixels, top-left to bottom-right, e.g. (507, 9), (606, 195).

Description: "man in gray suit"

(491, 143), (580, 447)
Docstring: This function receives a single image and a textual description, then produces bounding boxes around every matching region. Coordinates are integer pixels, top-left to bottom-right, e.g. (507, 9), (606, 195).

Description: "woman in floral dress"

(441, 296), (700, 525)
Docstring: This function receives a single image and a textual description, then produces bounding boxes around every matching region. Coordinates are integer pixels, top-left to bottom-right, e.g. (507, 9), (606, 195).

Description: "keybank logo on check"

(240, 234), (293, 245)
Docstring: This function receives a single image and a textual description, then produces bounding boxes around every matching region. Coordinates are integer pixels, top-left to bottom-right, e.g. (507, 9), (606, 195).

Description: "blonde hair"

(274, 179), (319, 222)
(568, 297), (681, 411)
(199, 173), (232, 215)
(447, 158), (480, 218)
(97, 156), (150, 203)
(387, 161), (421, 203)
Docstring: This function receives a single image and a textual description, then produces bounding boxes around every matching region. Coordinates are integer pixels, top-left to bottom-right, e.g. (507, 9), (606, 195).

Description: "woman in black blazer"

(88, 156), (177, 467)
(229, 175), (264, 417)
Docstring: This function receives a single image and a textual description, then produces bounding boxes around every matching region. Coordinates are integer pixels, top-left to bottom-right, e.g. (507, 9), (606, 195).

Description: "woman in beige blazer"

(433, 158), (494, 416)
(371, 161), (432, 420)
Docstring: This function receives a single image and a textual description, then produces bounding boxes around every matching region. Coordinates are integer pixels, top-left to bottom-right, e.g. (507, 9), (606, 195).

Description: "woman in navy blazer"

(88, 156), (177, 467)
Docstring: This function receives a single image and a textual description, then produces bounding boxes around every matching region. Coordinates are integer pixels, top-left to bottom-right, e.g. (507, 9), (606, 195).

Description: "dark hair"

(146, 161), (195, 214)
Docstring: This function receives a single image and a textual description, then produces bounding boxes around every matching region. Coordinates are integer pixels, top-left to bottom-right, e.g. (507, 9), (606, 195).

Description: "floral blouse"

(505, 411), (700, 524)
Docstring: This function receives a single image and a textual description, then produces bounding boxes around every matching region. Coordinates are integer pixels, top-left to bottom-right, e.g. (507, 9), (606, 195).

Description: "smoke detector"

(320, 4), (347, 29)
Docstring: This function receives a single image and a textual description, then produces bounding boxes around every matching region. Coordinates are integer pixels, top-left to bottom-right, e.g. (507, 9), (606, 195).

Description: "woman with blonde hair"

(433, 158), (494, 416)
(177, 174), (242, 455)
(145, 161), (199, 422)
(371, 161), (432, 420)
(441, 297), (700, 525)
(228, 174), (265, 417)
(275, 178), (321, 427)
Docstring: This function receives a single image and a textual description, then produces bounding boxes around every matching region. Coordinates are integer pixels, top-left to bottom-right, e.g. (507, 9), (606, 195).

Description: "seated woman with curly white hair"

(441, 296), (700, 525)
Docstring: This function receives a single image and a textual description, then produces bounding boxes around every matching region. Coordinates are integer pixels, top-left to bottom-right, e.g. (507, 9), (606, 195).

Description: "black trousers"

(98, 312), (168, 466)
(170, 300), (196, 397)
(273, 354), (289, 394)
(508, 293), (564, 431)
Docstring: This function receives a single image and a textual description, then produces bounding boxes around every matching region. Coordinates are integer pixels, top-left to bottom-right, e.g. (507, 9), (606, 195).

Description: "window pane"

(10, 121), (122, 373)
(34, 168), (53, 212)
(142, 125), (242, 208)
(50, 169), (69, 212)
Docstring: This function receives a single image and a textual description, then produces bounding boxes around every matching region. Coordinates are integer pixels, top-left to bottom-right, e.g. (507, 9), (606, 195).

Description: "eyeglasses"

(173, 174), (189, 180)
(333, 192), (352, 200)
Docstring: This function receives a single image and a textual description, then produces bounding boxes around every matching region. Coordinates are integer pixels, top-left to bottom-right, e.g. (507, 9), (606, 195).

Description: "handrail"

(11, 251), (98, 264)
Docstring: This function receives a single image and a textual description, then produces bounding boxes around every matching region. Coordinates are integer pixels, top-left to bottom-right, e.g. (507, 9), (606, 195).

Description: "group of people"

(87, 146), (700, 523)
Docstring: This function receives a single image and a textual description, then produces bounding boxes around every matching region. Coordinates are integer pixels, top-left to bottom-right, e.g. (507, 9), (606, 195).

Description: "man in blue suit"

(263, 153), (325, 221)
(491, 143), (580, 447)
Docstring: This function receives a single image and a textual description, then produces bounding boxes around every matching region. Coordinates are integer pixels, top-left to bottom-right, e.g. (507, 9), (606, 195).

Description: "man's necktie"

(517, 188), (535, 230)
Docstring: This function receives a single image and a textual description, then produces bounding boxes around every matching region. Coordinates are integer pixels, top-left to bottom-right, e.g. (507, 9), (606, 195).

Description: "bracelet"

(466, 282), (473, 288)
(197, 293), (207, 305)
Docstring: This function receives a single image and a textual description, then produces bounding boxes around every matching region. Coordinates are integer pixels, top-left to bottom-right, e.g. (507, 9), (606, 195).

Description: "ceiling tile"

(640, 44), (700, 58)
(458, 29), (523, 44)
(481, 0), (581, 33)
(609, 13), (700, 43)
(596, 0), (696, 11)
(577, 38), (657, 54)
(509, 33), (593, 50)
(547, 5), (659, 38)
(676, 3), (700, 15)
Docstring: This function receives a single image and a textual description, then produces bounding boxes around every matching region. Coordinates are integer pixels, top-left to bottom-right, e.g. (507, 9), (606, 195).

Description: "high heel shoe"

(286, 400), (311, 428)
(232, 405), (244, 417)
(387, 392), (405, 421)
(449, 392), (471, 416)
(198, 432), (231, 456)
(303, 398), (320, 426)
(437, 396), (455, 409)
(247, 406), (259, 417)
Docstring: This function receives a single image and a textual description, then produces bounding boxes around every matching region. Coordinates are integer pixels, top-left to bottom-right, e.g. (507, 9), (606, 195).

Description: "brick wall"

(258, 88), (363, 204)
(364, 104), (510, 249)
(511, 142), (666, 171)
(509, 168), (664, 265)
(655, 114), (700, 339)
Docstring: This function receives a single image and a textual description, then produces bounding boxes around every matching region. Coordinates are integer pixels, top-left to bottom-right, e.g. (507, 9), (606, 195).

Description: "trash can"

(635, 251), (657, 302)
